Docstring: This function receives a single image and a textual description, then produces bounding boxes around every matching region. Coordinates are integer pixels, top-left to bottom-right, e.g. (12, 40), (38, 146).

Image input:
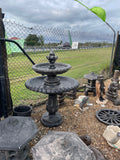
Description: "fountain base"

(41, 112), (63, 127)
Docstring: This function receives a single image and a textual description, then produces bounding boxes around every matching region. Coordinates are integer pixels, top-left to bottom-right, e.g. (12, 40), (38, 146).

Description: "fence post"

(112, 31), (120, 73)
(0, 8), (13, 117)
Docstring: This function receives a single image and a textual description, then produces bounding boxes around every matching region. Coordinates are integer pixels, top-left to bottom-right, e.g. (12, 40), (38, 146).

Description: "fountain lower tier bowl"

(32, 63), (71, 75)
(25, 76), (79, 94)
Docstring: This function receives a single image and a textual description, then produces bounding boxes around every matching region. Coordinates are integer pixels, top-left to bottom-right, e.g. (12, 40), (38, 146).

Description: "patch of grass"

(10, 80), (47, 106)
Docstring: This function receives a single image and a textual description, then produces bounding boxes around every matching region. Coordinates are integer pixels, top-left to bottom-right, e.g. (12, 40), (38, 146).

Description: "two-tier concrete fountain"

(25, 51), (79, 127)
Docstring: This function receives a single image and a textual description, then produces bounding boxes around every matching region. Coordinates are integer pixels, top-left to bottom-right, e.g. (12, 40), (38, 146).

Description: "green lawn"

(7, 47), (111, 106)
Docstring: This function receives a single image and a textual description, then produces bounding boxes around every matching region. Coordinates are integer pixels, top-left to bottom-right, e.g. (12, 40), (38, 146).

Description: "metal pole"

(0, 8), (12, 117)
(0, 41), (8, 117)
(105, 21), (116, 77)
(0, 38), (35, 65)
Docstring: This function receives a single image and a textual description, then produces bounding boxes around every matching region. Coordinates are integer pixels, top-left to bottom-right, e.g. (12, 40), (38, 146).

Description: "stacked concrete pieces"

(106, 70), (120, 105)
(106, 80), (118, 102)
(31, 131), (105, 160)
(112, 70), (120, 89)
(84, 72), (98, 96)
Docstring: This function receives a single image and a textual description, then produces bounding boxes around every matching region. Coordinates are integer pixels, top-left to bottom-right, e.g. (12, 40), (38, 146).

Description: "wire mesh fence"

(3, 19), (113, 106)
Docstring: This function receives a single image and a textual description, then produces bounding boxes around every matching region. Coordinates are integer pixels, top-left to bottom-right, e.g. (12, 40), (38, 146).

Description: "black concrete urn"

(25, 51), (79, 127)
(13, 105), (32, 117)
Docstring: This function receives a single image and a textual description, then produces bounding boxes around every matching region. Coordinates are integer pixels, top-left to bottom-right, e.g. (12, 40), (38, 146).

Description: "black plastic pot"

(13, 105), (32, 117)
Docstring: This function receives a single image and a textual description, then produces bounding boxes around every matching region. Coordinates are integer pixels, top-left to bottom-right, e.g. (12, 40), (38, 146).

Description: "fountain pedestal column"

(41, 94), (62, 127)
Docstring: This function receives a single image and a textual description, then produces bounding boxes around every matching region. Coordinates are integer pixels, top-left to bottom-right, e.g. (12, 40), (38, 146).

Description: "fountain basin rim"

(25, 76), (79, 94)
(32, 63), (71, 75)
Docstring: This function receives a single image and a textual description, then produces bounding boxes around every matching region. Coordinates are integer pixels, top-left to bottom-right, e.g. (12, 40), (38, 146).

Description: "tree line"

(25, 34), (112, 48)
(78, 42), (112, 48)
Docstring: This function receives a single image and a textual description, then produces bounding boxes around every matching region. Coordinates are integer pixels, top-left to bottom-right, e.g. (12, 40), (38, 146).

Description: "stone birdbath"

(25, 51), (79, 127)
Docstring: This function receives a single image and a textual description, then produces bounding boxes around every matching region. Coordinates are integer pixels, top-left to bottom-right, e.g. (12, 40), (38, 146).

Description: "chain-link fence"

(3, 19), (113, 106)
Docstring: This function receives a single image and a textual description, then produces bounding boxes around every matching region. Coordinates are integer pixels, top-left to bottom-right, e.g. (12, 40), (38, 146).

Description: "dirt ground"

(30, 79), (120, 160)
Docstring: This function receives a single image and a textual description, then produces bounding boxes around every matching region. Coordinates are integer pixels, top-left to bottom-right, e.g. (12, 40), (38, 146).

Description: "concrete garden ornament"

(96, 75), (108, 105)
(103, 125), (120, 149)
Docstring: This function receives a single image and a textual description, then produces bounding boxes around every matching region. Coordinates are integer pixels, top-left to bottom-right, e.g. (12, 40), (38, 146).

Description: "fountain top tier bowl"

(32, 50), (71, 75)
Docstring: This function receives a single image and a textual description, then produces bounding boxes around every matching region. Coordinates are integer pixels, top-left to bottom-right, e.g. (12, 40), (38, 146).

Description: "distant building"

(63, 42), (71, 48)
(9, 37), (20, 40)
(57, 42), (71, 49)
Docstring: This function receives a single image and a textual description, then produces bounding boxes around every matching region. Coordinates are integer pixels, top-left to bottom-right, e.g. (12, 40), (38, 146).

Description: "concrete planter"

(13, 105), (32, 117)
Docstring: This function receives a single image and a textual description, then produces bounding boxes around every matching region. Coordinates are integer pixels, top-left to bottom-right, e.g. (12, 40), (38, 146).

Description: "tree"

(25, 34), (39, 46)
(59, 41), (63, 45)
(38, 35), (44, 46)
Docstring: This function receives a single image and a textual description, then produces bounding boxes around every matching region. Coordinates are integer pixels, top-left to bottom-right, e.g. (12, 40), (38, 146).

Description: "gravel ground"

(30, 79), (120, 160)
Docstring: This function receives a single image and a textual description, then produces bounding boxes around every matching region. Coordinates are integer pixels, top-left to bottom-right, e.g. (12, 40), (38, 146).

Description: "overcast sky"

(0, 0), (120, 42)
